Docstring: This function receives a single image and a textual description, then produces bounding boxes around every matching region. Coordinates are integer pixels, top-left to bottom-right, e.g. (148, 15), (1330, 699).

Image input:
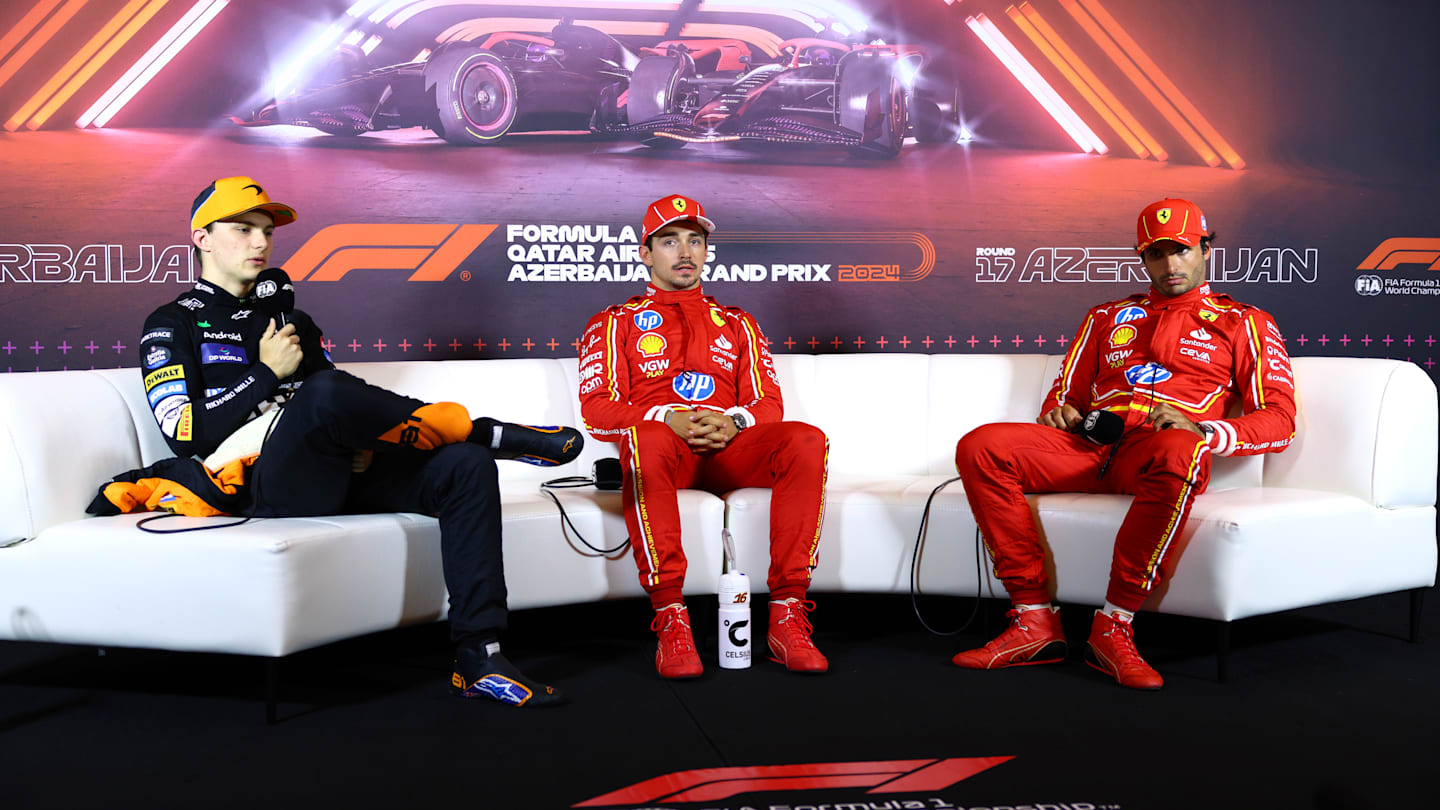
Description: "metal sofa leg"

(265, 658), (280, 725)
(1410, 588), (1426, 644)
(1216, 620), (1230, 684)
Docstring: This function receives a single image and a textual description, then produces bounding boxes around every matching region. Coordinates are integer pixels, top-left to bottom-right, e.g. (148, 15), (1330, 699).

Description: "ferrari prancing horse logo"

(1156, 207), (1172, 224)
(672, 197), (687, 213)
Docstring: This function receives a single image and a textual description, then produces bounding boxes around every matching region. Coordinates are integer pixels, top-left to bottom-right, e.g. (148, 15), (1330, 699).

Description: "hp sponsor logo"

(633, 311), (664, 330)
(1354, 275), (1382, 296)
(1115, 306), (1147, 324)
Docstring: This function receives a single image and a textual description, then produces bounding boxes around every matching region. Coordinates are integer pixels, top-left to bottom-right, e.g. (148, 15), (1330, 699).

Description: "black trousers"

(251, 370), (506, 640)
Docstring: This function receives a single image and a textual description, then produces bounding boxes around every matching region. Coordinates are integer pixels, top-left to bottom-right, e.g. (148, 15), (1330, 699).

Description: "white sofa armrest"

(1263, 357), (1437, 508)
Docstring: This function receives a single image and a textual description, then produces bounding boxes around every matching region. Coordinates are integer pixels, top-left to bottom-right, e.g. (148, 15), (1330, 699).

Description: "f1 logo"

(573, 757), (1015, 806)
(285, 224), (498, 281)
(1356, 238), (1440, 271)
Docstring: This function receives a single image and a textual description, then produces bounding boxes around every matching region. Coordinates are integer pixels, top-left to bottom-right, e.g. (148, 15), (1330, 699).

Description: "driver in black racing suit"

(135, 176), (581, 708)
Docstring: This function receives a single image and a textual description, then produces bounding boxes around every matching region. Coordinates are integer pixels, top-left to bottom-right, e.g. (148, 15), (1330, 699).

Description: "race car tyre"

(424, 45), (517, 145)
(836, 54), (907, 159)
(912, 61), (961, 143)
(627, 54), (694, 150)
(912, 98), (946, 143)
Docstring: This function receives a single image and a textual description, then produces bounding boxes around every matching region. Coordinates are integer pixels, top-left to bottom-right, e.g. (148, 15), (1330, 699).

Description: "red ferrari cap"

(642, 194), (716, 243)
(1136, 198), (1209, 253)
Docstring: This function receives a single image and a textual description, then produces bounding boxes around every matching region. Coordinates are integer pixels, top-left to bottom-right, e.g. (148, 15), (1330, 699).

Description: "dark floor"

(2, 589), (1435, 810)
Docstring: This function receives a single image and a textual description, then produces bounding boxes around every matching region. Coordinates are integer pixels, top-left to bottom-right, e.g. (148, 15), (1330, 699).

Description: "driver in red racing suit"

(579, 195), (830, 679)
(951, 198), (1297, 689)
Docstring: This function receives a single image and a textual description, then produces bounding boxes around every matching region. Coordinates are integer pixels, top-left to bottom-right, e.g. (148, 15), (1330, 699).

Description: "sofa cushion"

(1263, 358), (1437, 507)
(0, 370), (144, 545)
(4, 513), (448, 656)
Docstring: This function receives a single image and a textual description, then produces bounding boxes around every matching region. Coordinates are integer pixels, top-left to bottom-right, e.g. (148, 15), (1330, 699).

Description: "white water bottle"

(718, 529), (751, 669)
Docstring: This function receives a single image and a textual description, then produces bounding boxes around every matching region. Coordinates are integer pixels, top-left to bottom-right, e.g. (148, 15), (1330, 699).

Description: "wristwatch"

(1200, 423), (1216, 439)
(730, 412), (750, 431)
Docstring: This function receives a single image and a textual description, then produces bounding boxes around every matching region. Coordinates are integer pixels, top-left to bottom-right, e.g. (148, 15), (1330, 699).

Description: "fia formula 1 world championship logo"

(1354, 238), (1440, 296)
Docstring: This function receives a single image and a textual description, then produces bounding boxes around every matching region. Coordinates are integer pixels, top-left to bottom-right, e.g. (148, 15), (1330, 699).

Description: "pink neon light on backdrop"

(90, 0), (228, 127)
(966, 13), (1106, 154)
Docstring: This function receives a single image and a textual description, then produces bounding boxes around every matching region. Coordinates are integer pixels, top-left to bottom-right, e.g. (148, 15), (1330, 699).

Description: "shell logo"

(637, 332), (668, 357)
(1109, 324), (1137, 348)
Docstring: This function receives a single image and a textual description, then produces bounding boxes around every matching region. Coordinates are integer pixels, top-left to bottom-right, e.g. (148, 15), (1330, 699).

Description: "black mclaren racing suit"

(138, 280), (508, 641)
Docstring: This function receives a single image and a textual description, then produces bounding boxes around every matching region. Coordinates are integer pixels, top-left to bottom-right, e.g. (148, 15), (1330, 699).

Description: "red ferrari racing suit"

(955, 283), (1297, 611)
(579, 285), (828, 608)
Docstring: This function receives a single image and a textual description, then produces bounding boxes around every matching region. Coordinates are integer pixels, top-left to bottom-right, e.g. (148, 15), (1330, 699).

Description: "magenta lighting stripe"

(966, 13), (1106, 154)
(0, 0), (66, 68)
(76, 0), (223, 127)
(85, 0), (227, 127)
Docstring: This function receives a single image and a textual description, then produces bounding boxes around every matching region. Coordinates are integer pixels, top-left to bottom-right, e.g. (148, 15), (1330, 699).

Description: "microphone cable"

(136, 400), (286, 534)
(539, 468), (631, 556)
(908, 475), (988, 636)
(1099, 366), (1163, 479)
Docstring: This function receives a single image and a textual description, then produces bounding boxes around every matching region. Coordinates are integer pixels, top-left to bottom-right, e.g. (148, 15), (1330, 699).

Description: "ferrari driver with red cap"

(579, 195), (831, 679)
(950, 198), (1297, 689)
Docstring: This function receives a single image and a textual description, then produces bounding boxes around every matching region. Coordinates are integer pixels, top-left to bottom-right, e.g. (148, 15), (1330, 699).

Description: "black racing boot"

(470, 417), (583, 467)
(450, 640), (564, 707)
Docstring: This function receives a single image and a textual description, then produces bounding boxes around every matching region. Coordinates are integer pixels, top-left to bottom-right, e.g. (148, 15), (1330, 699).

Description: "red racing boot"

(1085, 610), (1164, 690)
(951, 605), (1067, 669)
(767, 598), (828, 673)
(651, 603), (703, 679)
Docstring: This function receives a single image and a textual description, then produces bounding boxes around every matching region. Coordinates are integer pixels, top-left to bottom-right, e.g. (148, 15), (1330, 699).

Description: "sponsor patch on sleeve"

(155, 395), (189, 435)
(144, 365), (184, 390)
(141, 329), (174, 344)
(176, 405), (193, 441)
(147, 380), (188, 407)
(144, 345), (171, 369)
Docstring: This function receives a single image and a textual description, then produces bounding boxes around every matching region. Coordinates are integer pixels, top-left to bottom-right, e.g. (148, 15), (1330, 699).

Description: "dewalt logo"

(284, 224), (498, 281)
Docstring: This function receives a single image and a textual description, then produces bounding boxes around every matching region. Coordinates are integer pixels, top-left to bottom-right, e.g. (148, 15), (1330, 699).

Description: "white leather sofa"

(1, 356), (1434, 684)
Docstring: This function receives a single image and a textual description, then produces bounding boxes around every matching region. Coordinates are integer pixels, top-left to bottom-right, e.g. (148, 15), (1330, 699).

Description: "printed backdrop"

(0, 0), (1436, 394)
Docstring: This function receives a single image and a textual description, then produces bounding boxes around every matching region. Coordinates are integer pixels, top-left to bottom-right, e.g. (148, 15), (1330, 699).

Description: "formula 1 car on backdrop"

(232, 22), (637, 145)
(603, 37), (960, 158)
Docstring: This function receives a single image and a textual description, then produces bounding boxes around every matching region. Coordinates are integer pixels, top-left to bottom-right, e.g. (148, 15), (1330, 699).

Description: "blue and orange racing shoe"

(450, 641), (564, 707)
(472, 418), (584, 467)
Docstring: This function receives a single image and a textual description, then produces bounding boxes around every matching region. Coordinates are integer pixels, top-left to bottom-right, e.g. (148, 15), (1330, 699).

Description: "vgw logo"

(284, 224), (497, 281)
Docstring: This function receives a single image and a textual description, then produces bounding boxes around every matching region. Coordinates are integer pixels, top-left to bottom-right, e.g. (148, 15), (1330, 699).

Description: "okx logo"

(573, 757), (1014, 806)
(285, 224), (497, 281)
